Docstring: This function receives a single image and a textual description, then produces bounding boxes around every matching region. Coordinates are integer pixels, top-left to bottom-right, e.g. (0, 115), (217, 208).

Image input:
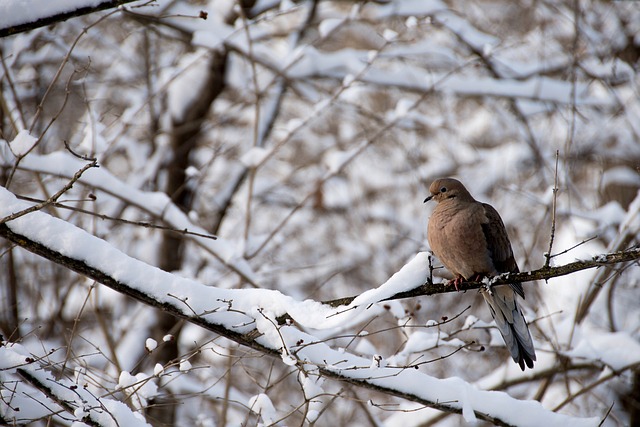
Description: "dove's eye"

(440, 187), (447, 193)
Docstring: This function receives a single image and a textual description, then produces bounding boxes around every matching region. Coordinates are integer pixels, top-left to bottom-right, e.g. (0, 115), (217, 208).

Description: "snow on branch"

(0, 187), (598, 427)
(0, 342), (150, 426)
(324, 247), (640, 308)
(0, 149), (256, 285)
(0, 0), (140, 38)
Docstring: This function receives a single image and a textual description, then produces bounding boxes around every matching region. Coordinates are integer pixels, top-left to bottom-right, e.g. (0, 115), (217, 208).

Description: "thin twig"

(549, 235), (598, 259)
(544, 150), (560, 269)
(0, 160), (98, 225)
(15, 195), (218, 241)
(553, 363), (640, 411)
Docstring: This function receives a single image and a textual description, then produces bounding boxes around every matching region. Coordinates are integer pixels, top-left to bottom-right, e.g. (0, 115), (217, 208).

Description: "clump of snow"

(117, 371), (137, 390)
(154, 363), (164, 376)
(350, 252), (430, 307)
(185, 166), (200, 178)
(383, 29), (398, 41)
(179, 359), (192, 372)
(319, 18), (344, 38)
(343, 73), (356, 86)
(74, 405), (90, 419)
(300, 371), (326, 421)
(248, 393), (277, 425)
(281, 350), (297, 366)
(78, 115), (108, 155)
(602, 166), (640, 187)
(306, 409), (319, 422)
(323, 146), (360, 174)
(462, 315), (479, 329)
(240, 146), (270, 167)
(116, 371), (158, 410)
(564, 330), (640, 370)
(9, 129), (37, 156)
(388, 98), (415, 121)
(145, 338), (157, 352)
(405, 16), (418, 28)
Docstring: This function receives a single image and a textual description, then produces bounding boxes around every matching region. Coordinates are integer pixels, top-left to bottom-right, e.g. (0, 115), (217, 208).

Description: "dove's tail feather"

(482, 286), (537, 371)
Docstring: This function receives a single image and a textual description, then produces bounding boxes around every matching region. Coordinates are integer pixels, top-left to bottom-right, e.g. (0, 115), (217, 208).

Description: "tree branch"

(0, 220), (602, 427)
(0, 0), (140, 38)
(324, 246), (640, 308)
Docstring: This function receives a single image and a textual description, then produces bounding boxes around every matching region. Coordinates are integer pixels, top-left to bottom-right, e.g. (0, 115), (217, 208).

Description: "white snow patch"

(179, 359), (192, 372)
(248, 393), (277, 425)
(9, 130), (38, 156)
(185, 166), (200, 178)
(565, 330), (640, 370)
(168, 51), (212, 121)
(0, 0), (108, 29)
(383, 29), (398, 41)
(319, 18), (344, 38)
(240, 146), (270, 167)
(154, 363), (164, 376)
(145, 338), (157, 352)
(351, 252), (430, 307)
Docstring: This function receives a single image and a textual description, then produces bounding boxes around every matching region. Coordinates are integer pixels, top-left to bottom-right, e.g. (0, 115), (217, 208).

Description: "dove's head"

(424, 178), (474, 203)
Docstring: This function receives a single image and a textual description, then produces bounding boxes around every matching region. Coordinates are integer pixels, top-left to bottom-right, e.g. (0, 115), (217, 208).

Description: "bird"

(424, 178), (536, 370)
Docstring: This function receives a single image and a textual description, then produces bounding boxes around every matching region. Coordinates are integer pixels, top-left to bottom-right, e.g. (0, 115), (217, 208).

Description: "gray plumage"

(425, 178), (536, 370)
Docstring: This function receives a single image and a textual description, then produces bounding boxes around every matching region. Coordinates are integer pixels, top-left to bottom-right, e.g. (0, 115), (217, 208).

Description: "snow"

(179, 359), (192, 372)
(240, 146), (270, 167)
(319, 18), (344, 38)
(371, 0), (446, 18)
(145, 338), (157, 352)
(350, 253), (430, 307)
(0, 0), (109, 29)
(248, 393), (277, 425)
(8, 129), (37, 156)
(323, 144), (365, 174)
(602, 166), (640, 187)
(306, 409), (319, 422)
(153, 363), (164, 376)
(405, 16), (418, 28)
(382, 29), (398, 42)
(0, 187), (599, 425)
(0, 343), (152, 426)
(0, 149), (257, 284)
(564, 330), (640, 370)
(167, 51), (213, 121)
(3, 1), (639, 424)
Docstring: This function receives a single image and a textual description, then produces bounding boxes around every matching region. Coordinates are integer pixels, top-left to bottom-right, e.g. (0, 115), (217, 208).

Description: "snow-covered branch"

(0, 342), (151, 426)
(0, 187), (599, 427)
(325, 247), (640, 308)
(0, 0), (141, 38)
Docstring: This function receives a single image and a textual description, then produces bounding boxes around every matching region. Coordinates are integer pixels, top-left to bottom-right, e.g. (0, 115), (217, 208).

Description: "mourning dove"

(424, 178), (536, 370)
